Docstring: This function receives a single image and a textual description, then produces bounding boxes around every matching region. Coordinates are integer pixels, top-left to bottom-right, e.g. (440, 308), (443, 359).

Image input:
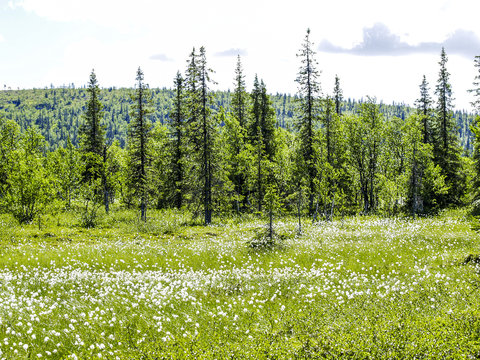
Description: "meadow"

(1, 209), (480, 359)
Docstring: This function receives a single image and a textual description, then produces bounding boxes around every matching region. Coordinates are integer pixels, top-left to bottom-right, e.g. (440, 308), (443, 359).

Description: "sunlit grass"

(1, 209), (480, 358)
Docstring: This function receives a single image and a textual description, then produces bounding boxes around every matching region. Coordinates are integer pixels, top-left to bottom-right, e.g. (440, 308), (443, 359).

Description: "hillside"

(0, 87), (475, 151)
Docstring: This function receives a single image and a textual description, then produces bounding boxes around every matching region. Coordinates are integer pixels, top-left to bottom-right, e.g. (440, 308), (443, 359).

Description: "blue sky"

(1, 0), (480, 110)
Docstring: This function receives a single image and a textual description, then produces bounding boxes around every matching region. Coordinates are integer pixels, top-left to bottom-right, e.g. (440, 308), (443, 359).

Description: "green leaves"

(2, 127), (54, 224)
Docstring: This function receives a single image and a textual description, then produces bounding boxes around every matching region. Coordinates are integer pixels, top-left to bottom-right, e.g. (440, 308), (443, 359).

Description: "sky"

(0, 0), (479, 110)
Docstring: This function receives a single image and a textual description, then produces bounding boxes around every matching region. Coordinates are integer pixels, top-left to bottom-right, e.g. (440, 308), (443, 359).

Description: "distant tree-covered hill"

(0, 87), (474, 151)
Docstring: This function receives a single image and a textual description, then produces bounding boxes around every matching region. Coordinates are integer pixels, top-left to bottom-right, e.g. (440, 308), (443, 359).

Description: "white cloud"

(0, 34), (4, 43)
(319, 24), (480, 59)
(8, 0), (480, 110)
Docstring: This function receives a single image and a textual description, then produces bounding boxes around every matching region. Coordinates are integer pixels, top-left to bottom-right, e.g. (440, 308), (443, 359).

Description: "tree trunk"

(269, 207), (273, 241)
(104, 189), (109, 215)
(329, 190), (336, 221)
(141, 196), (146, 222)
(412, 144), (418, 219)
(298, 190), (302, 235)
(257, 140), (262, 212)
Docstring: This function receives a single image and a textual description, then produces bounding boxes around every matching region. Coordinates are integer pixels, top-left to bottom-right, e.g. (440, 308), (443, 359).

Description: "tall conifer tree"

(229, 55), (249, 210)
(434, 48), (455, 158)
(128, 67), (153, 221)
(79, 70), (105, 183)
(471, 56), (480, 113)
(232, 55), (248, 129)
(185, 47), (216, 224)
(333, 75), (343, 116)
(295, 28), (321, 214)
(469, 55), (480, 198)
(247, 76), (276, 212)
(169, 71), (185, 209)
(433, 48), (464, 205)
(415, 75), (433, 144)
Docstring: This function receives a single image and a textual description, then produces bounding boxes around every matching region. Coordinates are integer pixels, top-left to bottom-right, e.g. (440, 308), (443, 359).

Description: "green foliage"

(0, 116), (21, 198)
(127, 67), (154, 221)
(432, 48), (465, 206)
(150, 123), (170, 209)
(2, 127), (54, 224)
(77, 176), (103, 228)
(79, 70), (105, 183)
(0, 86), (474, 152)
(295, 29), (322, 215)
(222, 111), (250, 212)
(167, 71), (186, 209)
(47, 136), (81, 209)
(247, 77), (277, 212)
(0, 46), (478, 225)
(344, 98), (385, 214)
(184, 47), (218, 224)
(470, 57), (480, 201)
(226, 56), (250, 212)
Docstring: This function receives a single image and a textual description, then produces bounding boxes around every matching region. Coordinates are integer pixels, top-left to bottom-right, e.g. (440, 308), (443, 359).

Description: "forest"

(0, 36), (479, 227)
(2, 29), (480, 358)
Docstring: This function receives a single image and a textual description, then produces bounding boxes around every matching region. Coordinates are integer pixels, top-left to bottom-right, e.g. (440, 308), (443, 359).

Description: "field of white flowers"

(1, 211), (480, 358)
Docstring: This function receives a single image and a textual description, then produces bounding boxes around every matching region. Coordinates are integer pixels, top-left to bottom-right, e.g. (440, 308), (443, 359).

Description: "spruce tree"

(415, 75), (433, 144)
(169, 71), (185, 209)
(259, 80), (276, 161)
(434, 48), (455, 158)
(79, 70), (105, 183)
(229, 55), (249, 211)
(128, 67), (153, 221)
(469, 55), (480, 198)
(333, 75), (343, 116)
(232, 55), (248, 129)
(471, 56), (480, 113)
(295, 28), (322, 215)
(248, 75), (262, 143)
(323, 96), (334, 165)
(248, 77), (276, 212)
(185, 47), (216, 224)
(433, 48), (464, 205)
(199, 47), (216, 224)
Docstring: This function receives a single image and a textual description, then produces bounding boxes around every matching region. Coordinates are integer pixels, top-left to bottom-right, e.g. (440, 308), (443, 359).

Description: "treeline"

(0, 80), (474, 153)
(1, 31), (480, 227)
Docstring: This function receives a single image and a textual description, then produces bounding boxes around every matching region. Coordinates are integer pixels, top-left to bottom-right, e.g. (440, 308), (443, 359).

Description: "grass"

(1, 208), (480, 358)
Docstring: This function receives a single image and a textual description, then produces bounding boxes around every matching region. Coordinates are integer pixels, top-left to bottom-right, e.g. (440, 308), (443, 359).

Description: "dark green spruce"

(229, 55), (249, 211)
(128, 67), (153, 221)
(295, 28), (322, 215)
(169, 71), (185, 209)
(433, 48), (464, 205)
(415, 75), (433, 144)
(185, 47), (216, 225)
(79, 70), (105, 184)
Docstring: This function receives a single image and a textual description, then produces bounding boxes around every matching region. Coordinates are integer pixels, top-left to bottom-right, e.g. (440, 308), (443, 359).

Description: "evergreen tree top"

(469, 56), (480, 113)
(296, 28), (321, 98)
